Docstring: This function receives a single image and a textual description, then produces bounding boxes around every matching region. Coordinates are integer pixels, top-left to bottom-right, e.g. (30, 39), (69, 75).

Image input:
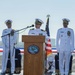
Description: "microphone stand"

(1, 25), (34, 73)
(1, 25), (32, 37)
(15, 25), (33, 33)
(8, 33), (11, 73)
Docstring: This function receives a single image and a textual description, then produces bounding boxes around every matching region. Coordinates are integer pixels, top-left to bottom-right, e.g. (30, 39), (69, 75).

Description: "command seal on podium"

(28, 45), (39, 54)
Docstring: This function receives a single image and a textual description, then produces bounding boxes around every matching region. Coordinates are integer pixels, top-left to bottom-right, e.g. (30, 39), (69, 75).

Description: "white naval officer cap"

(5, 19), (12, 24)
(62, 18), (70, 22)
(35, 18), (44, 25)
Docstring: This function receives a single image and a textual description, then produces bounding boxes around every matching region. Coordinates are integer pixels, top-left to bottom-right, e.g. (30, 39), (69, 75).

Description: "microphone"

(30, 24), (34, 27)
(27, 24), (34, 28)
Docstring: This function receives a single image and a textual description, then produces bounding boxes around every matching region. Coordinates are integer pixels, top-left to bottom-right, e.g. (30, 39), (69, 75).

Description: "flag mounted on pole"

(45, 15), (54, 73)
(45, 15), (52, 57)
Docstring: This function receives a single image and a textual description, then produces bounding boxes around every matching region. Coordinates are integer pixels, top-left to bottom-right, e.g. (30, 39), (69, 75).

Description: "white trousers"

(59, 50), (71, 75)
(2, 45), (15, 73)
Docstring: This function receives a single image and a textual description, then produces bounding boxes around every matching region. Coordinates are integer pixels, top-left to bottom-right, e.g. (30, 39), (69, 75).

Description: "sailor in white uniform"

(56, 18), (74, 75)
(1, 20), (17, 75)
(28, 18), (48, 38)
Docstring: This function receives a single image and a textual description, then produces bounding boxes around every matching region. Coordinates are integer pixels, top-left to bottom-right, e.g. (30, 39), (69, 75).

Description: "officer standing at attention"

(1, 20), (17, 75)
(56, 18), (74, 75)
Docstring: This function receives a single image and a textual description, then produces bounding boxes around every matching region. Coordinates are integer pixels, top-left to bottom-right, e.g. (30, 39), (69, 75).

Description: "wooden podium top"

(22, 35), (45, 43)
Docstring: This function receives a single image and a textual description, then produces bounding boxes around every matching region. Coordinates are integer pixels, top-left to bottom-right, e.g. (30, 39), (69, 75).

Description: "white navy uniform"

(56, 28), (74, 75)
(2, 28), (17, 73)
(28, 28), (48, 38)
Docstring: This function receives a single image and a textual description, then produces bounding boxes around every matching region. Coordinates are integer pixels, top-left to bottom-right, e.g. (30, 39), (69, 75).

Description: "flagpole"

(45, 14), (50, 74)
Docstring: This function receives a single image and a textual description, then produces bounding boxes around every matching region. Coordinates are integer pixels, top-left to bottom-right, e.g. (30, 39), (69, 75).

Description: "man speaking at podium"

(28, 18), (48, 37)
(28, 18), (50, 73)
(1, 20), (17, 75)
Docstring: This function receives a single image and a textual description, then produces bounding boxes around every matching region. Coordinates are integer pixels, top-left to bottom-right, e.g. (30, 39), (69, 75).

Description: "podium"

(22, 35), (45, 75)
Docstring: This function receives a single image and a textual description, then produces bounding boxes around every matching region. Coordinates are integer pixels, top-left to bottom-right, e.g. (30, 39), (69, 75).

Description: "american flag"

(45, 15), (52, 57)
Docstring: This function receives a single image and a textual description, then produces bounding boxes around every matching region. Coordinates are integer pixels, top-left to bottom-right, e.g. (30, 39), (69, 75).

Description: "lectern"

(22, 35), (45, 75)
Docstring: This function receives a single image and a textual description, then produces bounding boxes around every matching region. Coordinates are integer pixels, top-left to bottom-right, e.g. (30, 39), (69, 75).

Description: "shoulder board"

(41, 29), (45, 31)
(30, 28), (34, 30)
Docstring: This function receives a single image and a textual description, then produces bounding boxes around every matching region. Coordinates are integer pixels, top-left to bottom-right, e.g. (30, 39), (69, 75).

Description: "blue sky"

(0, 0), (75, 41)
